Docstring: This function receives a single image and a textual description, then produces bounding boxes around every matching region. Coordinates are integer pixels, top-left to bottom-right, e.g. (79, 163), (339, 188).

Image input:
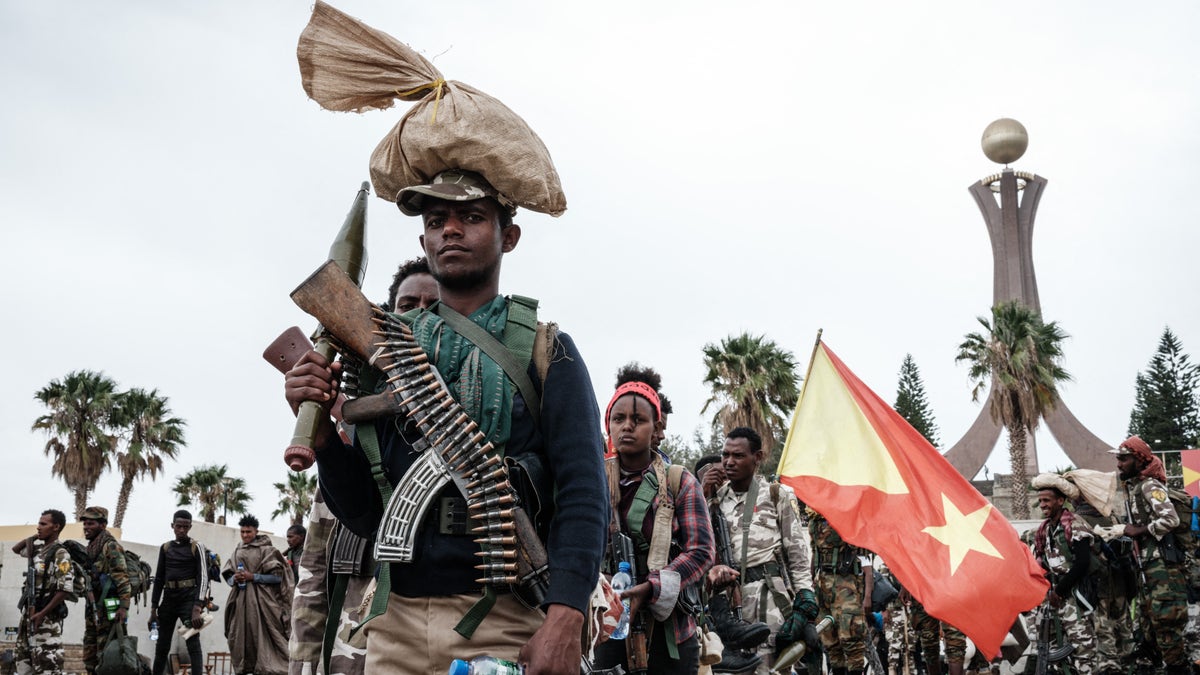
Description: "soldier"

(81, 505), (131, 675)
(703, 426), (818, 675)
(810, 508), (874, 675)
(284, 525), (306, 580)
(285, 169), (608, 673)
(1063, 470), (1137, 675)
(1112, 435), (1190, 675)
(14, 509), (74, 675)
(149, 510), (211, 675)
(1031, 473), (1098, 675)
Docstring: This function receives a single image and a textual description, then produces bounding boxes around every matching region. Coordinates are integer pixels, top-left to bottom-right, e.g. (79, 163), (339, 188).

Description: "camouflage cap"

(81, 505), (108, 522)
(396, 169), (517, 217)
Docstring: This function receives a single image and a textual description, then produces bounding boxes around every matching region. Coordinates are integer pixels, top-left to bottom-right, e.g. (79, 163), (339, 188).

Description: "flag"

(1182, 449), (1200, 499)
(778, 341), (1048, 658)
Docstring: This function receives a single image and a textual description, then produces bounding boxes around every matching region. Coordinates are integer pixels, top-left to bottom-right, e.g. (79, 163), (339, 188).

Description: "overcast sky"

(2, 1), (1198, 545)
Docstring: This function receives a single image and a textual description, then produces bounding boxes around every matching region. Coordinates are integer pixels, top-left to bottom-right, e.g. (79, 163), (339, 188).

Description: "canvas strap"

(352, 424), (392, 637)
(739, 478), (761, 580)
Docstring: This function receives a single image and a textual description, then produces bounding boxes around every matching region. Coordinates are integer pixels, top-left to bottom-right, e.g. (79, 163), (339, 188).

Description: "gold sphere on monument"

(981, 118), (1028, 165)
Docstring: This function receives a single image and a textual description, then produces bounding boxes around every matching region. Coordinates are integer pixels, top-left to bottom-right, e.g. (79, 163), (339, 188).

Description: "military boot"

(713, 649), (763, 674)
(709, 592), (771, 650)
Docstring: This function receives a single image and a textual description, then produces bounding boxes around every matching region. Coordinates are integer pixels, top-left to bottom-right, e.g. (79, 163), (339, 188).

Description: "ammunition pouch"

(506, 450), (553, 542)
(1159, 532), (1186, 565)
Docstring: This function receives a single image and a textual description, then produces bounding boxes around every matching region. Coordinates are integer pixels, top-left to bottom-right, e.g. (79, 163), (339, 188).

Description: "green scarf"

(405, 296), (513, 449)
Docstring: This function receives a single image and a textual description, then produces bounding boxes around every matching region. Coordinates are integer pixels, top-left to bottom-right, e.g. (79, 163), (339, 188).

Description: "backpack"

(123, 550), (153, 606)
(51, 540), (94, 603)
(168, 541), (223, 583)
(1167, 488), (1199, 538)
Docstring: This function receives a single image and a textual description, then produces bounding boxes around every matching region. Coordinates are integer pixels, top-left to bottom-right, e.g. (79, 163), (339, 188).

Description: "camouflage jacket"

(88, 530), (131, 609)
(1036, 511), (1092, 577)
(809, 514), (868, 577)
(715, 475), (813, 592)
(1121, 475), (1180, 558)
(23, 540), (75, 607)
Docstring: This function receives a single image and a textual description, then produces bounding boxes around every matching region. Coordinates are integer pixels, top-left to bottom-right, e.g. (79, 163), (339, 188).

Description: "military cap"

(396, 169), (516, 217)
(1031, 473), (1080, 500)
(81, 505), (108, 522)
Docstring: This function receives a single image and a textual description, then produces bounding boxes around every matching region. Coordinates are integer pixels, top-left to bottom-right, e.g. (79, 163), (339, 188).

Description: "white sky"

(2, 1), (1198, 545)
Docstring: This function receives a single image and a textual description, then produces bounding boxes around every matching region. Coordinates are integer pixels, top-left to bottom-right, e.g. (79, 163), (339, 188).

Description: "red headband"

(604, 382), (662, 439)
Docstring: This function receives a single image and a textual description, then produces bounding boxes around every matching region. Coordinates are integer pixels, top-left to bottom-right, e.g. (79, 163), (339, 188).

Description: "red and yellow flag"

(778, 341), (1048, 658)
(1182, 449), (1200, 499)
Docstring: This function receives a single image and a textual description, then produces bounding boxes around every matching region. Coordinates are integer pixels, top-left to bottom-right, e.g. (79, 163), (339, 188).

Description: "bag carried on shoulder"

(96, 623), (141, 675)
(870, 569), (899, 612)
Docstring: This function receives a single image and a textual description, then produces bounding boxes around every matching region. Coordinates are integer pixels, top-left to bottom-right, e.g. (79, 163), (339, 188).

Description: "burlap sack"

(1063, 469), (1119, 517)
(297, 1), (566, 216)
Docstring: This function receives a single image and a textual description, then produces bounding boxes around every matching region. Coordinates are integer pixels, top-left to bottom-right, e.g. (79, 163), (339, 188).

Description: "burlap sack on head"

(1063, 469), (1119, 517)
(297, 1), (566, 216)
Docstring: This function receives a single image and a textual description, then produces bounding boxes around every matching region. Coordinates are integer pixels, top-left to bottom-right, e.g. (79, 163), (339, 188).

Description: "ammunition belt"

(742, 561), (782, 584)
(165, 579), (196, 590)
(368, 310), (547, 600)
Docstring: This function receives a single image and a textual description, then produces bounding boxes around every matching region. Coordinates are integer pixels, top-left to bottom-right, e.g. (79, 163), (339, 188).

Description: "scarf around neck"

(406, 295), (513, 449)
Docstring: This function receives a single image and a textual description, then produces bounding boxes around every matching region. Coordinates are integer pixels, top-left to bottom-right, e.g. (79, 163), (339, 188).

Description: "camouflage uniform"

(16, 541), (75, 675)
(1073, 506), (1136, 675)
(1121, 475), (1189, 670)
(1035, 510), (1098, 675)
(716, 475), (814, 675)
(811, 514), (869, 674)
(289, 490), (370, 675)
(83, 513), (131, 674)
(906, 599), (967, 674)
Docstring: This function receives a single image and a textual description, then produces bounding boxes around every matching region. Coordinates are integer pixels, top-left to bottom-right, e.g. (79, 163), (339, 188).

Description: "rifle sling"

(434, 302), (541, 427)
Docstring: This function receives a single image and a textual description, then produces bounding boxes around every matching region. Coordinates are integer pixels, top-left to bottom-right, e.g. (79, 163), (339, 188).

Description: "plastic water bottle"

(610, 561), (633, 640)
(447, 655), (523, 675)
(236, 562), (246, 589)
(149, 621), (159, 642)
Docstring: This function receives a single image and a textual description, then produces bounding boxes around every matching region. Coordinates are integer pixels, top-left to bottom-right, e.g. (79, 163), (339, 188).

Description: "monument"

(943, 118), (1112, 479)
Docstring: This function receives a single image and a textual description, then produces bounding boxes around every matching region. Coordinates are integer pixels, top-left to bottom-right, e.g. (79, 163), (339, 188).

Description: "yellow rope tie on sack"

(396, 78), (446, 123)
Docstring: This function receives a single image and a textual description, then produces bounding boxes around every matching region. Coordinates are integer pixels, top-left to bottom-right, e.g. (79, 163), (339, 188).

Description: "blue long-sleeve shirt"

(315, 330), (607, 613)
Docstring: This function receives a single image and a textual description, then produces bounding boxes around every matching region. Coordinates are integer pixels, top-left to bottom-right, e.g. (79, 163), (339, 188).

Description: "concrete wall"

(0, 521), (285, 669)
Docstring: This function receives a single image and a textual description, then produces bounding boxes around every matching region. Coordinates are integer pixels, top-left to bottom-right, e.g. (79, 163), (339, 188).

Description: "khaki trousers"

(365, 593), (544, 674)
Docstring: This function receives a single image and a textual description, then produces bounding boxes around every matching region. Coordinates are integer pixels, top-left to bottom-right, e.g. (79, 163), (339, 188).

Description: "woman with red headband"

(593, 382), (716, 674)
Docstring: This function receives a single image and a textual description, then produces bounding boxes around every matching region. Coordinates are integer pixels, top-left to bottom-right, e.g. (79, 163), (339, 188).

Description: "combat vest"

(809, 515), (865, 576)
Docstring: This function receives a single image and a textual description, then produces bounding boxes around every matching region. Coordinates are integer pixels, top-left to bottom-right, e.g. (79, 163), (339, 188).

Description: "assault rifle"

(710, 503), (737, 570)
(865, 622), (887, 675)
(1034, 594), (1074, 675)
(21, 538), (36, 648)
(610, 531), (635, 576)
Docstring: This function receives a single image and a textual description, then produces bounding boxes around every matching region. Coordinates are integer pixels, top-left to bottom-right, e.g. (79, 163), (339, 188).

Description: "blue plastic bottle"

(610, 561), (633, 640)
(149, 621), (159, 642)
(447, 655), (523, 675)
(236, 561), (246, 589)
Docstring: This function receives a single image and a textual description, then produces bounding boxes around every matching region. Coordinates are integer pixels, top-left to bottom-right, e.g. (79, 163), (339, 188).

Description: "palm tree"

(701, 332), (801, 462)
(272, 471), (318, 525)
(111, 388), (187, 528)
(174, 464), (251, 524)
(956, 300), (1071, 519)
(32, 370), (120, 519)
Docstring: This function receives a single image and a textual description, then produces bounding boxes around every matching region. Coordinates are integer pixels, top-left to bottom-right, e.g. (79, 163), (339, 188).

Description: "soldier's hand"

(147, 609), (157, 631)
(30, 611), (45, 631)
(707, 564), (740, 590)
(520, 604), (582, 675)
(701, 465), (726, 499)
(191, 605), (204, 629)
(285, 350), (342, 415)
(115, 606), (128, 624)
(1048, 590), (1063, 609)
(620, 581), (652, 618)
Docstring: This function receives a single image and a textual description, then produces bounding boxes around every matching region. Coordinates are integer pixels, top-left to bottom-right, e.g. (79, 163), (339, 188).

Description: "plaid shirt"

(616, 461), (715, 642)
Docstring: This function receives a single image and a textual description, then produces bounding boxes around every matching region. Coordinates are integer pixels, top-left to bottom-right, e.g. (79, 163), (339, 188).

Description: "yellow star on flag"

(922, 493), (1004, 575)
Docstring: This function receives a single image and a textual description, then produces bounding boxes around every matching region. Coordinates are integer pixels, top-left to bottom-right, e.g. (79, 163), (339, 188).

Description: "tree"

(701, 333), (800, 461)
(32, 370), (120, 519)
(111, 388), (187, 528)
(956, 300), (1070, 519)
(894, 354), (941, 448)
(273, 471), (318, 525)
(1128, 328), (1200, 484)
(173, 464), (251, 524)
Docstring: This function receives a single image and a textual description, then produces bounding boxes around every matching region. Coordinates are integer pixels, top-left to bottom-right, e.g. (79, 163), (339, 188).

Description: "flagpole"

(778, 329), (824, 468)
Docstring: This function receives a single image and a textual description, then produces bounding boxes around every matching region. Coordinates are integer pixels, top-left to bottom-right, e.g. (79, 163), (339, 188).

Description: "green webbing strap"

(739, 478), (761, 581)
(435, 299), (541, 426)
(627, 472), (661, 556)
(453, 586), (497, 638)
(322, 572), (349, 669)
(354, 424), (392, 637)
